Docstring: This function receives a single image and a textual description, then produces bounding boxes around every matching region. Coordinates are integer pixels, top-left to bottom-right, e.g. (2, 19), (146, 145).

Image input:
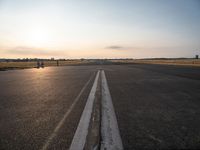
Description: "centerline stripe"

(101, 70), (123, 150)
(69, 70), (100, 150)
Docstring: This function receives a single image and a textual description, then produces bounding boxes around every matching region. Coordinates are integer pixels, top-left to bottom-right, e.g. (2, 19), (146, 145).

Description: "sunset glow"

(0, 0), (200, 58)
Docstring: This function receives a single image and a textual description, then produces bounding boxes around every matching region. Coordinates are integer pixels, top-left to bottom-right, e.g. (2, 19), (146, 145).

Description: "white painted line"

(41, 73), (95, 150)
(69, 70), (100, 150)
(101, 70), (123, 150)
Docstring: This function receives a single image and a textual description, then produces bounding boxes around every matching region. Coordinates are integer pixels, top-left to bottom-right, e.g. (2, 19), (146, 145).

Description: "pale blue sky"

(0, 0), (200, 58)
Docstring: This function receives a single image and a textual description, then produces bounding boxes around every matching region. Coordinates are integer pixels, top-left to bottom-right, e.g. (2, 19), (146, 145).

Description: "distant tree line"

(0, 58), (135, 62)
(0, 58), (75, 62)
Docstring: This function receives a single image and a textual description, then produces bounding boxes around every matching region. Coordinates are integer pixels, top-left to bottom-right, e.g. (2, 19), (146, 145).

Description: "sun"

(25, 25), (52, 47)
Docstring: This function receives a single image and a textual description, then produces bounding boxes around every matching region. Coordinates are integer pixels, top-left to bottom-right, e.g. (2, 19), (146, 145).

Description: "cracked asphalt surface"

(0, 64), (200, 150)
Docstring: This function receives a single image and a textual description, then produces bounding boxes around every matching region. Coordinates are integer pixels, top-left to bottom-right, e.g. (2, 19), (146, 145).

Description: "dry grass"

(133, 59), (200, 67)
(0, 62), (36, 69)
(109, 59), (200, 67)
(0, 60), (92, 70)
(1, 59), (200, 71)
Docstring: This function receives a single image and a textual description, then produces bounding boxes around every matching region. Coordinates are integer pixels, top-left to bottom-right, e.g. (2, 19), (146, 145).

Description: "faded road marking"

(101, 70), (123, 150)
(41, 72), (95, 150)
(69, 70), (100, 150)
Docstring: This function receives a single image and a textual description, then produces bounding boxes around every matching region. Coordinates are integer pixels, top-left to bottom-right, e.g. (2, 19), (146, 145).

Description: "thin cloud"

(105, 45), (142, 50)
(105, 45), (124, 50)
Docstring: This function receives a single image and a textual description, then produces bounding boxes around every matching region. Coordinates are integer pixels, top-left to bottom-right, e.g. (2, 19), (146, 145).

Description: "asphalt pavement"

(0, 64), (200, 150)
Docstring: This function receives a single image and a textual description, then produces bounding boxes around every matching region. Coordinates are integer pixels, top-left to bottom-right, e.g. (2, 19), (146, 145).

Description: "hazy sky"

(0, 0), (200, 58)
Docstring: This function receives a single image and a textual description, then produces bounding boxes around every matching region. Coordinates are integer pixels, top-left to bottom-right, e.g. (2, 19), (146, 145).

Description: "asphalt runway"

(0, 64), (200, 150)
